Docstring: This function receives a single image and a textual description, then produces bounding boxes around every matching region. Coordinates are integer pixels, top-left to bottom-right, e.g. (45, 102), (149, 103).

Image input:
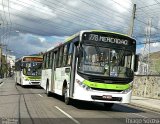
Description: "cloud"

(1, 0), (133, 58)
(39, 37), (46, 43)
(137, 42), (160, 54)
(7, 33), (66, 58)
(1, 0), (160, 58)
(67, 0), (78, 7)
(111, 0), (132, 13)
(0, 0), (134, 36)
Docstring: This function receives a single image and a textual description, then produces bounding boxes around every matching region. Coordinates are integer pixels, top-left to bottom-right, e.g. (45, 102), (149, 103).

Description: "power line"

(0, 0), (129, 35)
(10, 1), (129, 29)
(109, 0), (132, 12)
(2, 0), (103, 30)
(1, 0), (9, 46)
(136, 3), (158, 9)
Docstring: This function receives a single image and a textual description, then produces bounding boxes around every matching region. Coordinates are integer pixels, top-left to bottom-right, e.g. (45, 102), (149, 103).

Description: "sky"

(0, 0), (160, 58)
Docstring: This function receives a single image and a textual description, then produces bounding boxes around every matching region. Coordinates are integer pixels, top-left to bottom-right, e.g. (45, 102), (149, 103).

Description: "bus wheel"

(104, 103), (114, 110)
(46, 82), (51, 97)
(64, 87), (70, 105)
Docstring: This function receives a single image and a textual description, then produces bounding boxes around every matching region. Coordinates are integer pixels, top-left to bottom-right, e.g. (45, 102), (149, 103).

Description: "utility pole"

(142, 19), (152, 75)
(128, 4), (136, 37)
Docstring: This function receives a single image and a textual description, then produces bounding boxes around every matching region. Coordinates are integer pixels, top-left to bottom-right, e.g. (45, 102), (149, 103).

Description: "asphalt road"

(0, 78), (160, 124)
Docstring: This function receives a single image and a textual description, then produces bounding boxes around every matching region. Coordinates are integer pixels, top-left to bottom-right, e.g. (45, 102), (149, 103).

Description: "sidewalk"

(130, 96), (160, 112)
(0, 78), (4, 84)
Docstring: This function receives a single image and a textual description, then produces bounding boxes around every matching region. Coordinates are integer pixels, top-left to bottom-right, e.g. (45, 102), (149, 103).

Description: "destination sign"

(23, 57), (43, 62)
(82, 33), (135, 46)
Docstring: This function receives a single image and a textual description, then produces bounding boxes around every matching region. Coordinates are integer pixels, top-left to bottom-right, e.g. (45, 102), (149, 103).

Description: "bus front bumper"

(22, 80), (41, 86)
(73, 85), (132, 103)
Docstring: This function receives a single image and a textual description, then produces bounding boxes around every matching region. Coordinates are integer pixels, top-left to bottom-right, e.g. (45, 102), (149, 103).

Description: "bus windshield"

(22, 62), (42, 76)
(78, 44), (134, 78)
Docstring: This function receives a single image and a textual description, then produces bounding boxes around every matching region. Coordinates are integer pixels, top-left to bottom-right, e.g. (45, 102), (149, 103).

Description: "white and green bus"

(15, 56), (43, 86)
(41, 30), (138, 108)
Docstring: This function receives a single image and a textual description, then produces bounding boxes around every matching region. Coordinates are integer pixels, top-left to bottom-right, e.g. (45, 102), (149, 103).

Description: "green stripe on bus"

(65, 32), (79, 42)
(25, 76), (41, 80)
(83, 80), (130, 90)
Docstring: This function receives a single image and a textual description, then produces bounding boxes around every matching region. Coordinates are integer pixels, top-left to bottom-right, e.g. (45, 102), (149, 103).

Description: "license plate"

(102, 95), (112, 100)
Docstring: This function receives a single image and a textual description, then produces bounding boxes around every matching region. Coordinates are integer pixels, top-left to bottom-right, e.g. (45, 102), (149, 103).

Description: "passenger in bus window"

(110, 55), (118, 77)
(104, 55), (109, 75)
(92, 54), (96, 63)
(88, 55), (92, 64)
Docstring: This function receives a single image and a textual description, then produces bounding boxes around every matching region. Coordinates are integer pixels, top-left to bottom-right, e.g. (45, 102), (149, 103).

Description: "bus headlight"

(122, 87), (132, 94)
(76, 79), (91, 91)
(122, 82), (133, 94)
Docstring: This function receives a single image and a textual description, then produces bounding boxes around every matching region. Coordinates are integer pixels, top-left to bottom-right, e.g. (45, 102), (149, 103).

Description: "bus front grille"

(31, 82), (40, 84)
(91, 88), (123, 92)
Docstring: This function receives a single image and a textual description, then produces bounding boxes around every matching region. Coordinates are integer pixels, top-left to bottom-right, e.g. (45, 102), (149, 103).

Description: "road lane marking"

(132, 113), (147, 118)
(0, 82), (4, 87)
(55, 106), (80, 124)
(38, 94), (43, 97)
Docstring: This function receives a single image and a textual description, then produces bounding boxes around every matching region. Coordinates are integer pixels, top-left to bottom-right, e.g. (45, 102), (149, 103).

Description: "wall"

(132, 76), (160, 99)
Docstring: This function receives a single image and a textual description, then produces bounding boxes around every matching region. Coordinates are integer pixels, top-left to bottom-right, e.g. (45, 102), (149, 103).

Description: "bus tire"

(63, 87), (71, 105)
(22, 85), (26, 88)
(46, 81), (51, 97)
(104, 103), (114, 110)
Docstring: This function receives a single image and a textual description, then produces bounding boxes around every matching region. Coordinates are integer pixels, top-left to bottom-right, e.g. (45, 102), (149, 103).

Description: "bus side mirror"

(134, 55), (139, 72)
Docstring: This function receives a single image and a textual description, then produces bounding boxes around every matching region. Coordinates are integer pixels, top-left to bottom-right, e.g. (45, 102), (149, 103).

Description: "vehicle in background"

(41, 30), (138, 109)
(15, 56), (43, 86)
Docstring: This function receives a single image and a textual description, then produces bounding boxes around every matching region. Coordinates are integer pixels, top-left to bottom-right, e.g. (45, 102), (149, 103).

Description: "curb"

(129, 103), (160, 113)
(0, 79), (4, 84)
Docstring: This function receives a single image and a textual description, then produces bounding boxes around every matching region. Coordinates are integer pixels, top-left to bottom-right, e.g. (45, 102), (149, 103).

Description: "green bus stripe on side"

(83, 80), (130, 90)
(25, 76), (41, 80)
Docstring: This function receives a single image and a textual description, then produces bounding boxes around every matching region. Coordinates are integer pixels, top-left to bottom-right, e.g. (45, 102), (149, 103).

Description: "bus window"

(62, 45), (68, 67)
(49, 52), (53, 68)
(58, 46), (64, 67)
(46, 53), (49, 69)
(48, 53), (51, 69)
(56, 49), (60, 67)
(44, 54), (47, 69)
(67, 43), (73, 66)
(42, 55), (45, 69)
